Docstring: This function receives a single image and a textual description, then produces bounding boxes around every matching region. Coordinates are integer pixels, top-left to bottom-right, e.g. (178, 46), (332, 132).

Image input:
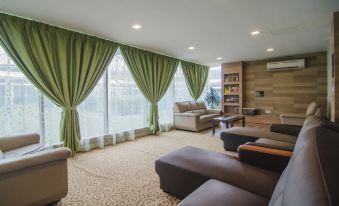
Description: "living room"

(0, 1), (339, 206)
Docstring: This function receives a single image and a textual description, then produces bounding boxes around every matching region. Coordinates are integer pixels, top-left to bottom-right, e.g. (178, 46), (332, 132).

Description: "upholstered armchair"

(0, 133), (72, 206)
(174, 101), (221, 132)
(280, 101), (321, 126)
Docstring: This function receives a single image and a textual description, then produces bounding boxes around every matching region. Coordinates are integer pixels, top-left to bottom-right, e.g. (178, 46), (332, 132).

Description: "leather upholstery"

(220, 127), (297, 151)
(160, 117), (339, 206)
(178, 179), (269, 206)
(269, 118), (333, 206)
(174, 101), (221, 132)
(155, 146), (279, 199)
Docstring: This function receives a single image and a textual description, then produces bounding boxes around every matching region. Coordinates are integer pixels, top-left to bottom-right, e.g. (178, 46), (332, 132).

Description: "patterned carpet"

(58, 129), (236, 206)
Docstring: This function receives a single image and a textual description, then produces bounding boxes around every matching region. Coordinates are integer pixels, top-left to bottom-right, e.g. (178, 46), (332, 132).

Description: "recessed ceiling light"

(216, 57), (222, 60)
(188, 46), (195, 50)
(132, 24), (142, 30)
(267, 48), (274, 52)
(251, 30), (260, 36)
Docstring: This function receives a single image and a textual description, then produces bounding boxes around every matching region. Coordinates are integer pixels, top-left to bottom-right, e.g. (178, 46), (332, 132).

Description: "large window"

(173, 64), (193, 102)
(78, 78), (105, 138)
(107, 52), (148, 133)
(1, 45), (220, 143)
(0, 47), (61, 144)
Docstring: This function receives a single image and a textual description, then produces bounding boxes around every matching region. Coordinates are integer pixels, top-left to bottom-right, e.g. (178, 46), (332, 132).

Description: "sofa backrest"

(174, 101), (207, 113)
(269, 117), (339, 206)
(305, 101), (319, 115)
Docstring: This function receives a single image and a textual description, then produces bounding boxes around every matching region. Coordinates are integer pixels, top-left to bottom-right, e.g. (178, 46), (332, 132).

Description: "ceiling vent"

(267, 59), (305, 71)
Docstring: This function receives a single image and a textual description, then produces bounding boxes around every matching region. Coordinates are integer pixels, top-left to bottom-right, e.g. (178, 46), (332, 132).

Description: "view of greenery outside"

(0, 46), (221, 144)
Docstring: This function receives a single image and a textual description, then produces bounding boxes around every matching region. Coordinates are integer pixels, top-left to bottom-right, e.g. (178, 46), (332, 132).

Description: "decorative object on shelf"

(204, 86), (221, 109)
(242, 108), (259, 116)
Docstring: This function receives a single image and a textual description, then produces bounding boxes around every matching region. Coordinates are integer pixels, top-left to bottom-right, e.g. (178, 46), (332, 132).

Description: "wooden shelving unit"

(221, 62), (243, 115)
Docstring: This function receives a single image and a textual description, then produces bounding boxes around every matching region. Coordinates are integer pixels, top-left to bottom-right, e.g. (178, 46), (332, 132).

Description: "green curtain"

(181, 61), (209, 100)
(120, 45), (179, 134)
(0, 13), (118, 154)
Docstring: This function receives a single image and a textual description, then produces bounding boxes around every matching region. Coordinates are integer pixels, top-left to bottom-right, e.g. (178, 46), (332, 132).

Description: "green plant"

(204, 86), (221, 109)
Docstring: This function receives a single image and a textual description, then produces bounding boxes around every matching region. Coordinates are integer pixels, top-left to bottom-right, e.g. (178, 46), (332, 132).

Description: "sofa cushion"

(225, 127), (297, 144)
(189, 101), (199, 110)
(305, 101), (318, 115)
(199, 114), (218, 124)
(255, 138), (295, 149)
(187, 109), (206, 115)
(196, 101), (207, 110)
(4, 143), (46, 159)
(179, 179), (269, 206)
(174, 102), (192, 113)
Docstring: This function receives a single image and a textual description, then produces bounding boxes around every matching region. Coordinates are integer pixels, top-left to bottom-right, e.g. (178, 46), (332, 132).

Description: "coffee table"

(212, 115), (245, 134)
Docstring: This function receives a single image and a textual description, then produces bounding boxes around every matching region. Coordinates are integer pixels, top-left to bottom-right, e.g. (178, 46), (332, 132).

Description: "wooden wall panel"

(332, 11), (339, 122)
(244, 52), (327, 117)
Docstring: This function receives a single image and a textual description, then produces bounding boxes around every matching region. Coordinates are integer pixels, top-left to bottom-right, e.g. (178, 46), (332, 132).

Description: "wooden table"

(212, 115), (245, 134)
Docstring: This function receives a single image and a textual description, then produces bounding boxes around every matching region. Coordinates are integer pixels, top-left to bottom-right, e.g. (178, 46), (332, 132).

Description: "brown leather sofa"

(0, 133), (72, 206)
(155, 117), (339, 206)
(174, 101), (221, 132)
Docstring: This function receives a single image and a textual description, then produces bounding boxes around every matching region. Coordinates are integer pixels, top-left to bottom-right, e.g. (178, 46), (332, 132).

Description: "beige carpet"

(58, 129), (236, 206)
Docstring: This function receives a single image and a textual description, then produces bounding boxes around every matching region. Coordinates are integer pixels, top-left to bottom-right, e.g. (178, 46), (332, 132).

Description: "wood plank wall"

(243, 52), (327, 117)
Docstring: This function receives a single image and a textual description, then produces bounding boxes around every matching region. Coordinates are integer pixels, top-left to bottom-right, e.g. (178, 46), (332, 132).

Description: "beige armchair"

(280, 101), (321, 126)
(174, 101), (221, 132)
(0, 133), (72, 206)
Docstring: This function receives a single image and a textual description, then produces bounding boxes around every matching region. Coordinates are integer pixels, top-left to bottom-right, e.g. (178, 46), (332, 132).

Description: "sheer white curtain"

(0, 47), (61, 144)
(79, 50), (149, 151)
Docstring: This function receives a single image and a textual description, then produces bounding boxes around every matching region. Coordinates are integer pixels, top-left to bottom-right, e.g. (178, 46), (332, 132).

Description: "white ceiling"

(0, 0), (339, 66)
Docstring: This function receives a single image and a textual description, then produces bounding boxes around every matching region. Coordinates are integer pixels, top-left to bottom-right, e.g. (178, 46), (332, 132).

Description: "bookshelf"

(221, 62), (243, 114)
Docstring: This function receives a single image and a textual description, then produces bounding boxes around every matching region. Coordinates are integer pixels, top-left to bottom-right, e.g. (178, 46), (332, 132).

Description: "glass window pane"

(107, 51), (148, 133)
(158, 82), (174, 124)
(0, 48), (40, 136)
(174, 65), (193, 102)
(43, 97), (62, 144)
(78, 77), (105, 138)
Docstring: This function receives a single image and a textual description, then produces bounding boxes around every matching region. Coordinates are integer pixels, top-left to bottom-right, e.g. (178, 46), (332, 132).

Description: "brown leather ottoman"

(178, 179), (268, 206)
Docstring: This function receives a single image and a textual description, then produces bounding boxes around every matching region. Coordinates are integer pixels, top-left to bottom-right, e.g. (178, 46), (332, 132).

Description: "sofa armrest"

(0, 133), (40, 152)
(238, 144), (292, 173)
(270, 124), (302, 137)
(206, 109), (222, 115)
(245, 142), (294, 151)
(0, 147), (72, 174)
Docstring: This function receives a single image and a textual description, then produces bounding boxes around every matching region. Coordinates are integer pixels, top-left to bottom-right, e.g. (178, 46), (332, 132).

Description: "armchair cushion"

(189, 101), (199, 110)
(0, 147), (72, 175)
(0, 133), (40, 152)
(255, 138), (295, 151)
(4, 143), (46, 159)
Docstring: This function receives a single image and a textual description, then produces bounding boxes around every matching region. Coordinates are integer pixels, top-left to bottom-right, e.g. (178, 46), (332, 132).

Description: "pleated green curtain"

(0, 13), (117, 154)
(120, 45), (179, 134)
(181, 61), (210, 100)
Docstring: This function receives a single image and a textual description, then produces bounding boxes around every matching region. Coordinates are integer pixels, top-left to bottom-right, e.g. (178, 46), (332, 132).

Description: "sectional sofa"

(155, 117), (339, 206)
